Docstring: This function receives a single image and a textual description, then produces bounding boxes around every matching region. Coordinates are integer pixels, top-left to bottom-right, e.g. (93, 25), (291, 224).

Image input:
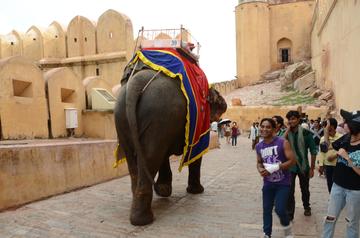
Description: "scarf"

(288, 125), (307, 173)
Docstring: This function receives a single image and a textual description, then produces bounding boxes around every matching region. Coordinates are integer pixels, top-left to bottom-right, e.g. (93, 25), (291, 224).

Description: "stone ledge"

(0, 139), (127, 211)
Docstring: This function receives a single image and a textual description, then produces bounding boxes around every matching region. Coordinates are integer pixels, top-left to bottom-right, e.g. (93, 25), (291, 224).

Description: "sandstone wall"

(42, 21), (67, 59)
(311, 0), (360, 111)
(0, 140), (128, 211)
(235, 1), (314, 86)
(0, 31), (22, 58)
(45, 67), (86, 138)
(0, 9), (134, 90)
(212, 80), (238, 96)
(67, 16), (96, 57)
(22, 26), (44, 61)
(270, 1), (314, 68)
(82, 111), (117, 139)
(0, 56), (48, 139)
(235, 1), (271, 87)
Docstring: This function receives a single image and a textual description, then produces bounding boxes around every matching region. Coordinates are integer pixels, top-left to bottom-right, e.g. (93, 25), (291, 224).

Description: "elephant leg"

(117, 135), (138, 196)
(126, 155), (138, 196)
(154, 158), (172, 197)
(187, 157), (204, 194)
(130, 166), (155, 226)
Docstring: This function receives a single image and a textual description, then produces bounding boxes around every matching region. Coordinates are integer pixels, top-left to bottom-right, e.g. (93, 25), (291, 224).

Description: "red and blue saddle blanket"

(131, 48), (210, 171)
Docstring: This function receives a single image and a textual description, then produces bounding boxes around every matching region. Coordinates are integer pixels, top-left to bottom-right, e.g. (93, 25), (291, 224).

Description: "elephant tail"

(125, 69), (155, 185)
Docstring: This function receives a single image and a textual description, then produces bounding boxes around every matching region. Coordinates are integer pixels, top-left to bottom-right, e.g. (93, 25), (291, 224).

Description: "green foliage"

(272, 90), (315, 106)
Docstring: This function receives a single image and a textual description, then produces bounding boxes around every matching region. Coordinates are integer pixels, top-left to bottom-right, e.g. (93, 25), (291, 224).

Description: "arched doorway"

(277, 38), (292, 63)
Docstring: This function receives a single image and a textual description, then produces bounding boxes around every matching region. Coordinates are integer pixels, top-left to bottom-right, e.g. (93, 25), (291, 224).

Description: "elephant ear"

(208, 87), (227, 115)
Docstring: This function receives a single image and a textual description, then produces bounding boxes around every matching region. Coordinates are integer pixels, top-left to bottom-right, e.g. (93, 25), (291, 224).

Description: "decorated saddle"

(115, 48), (211, 171)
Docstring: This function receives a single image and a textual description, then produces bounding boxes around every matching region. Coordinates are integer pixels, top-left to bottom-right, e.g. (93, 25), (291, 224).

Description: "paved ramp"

(0, 136), (345, 237)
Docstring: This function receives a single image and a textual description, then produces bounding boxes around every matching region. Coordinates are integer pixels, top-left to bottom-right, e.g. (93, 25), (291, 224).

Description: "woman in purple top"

(256, 118), (296, 238)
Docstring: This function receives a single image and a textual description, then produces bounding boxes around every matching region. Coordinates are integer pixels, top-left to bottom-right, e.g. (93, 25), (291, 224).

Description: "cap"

(340, 109), (360, 123)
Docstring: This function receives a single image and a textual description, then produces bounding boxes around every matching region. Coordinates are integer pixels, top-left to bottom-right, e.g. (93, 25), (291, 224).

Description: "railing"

(136, 26), (201, 61)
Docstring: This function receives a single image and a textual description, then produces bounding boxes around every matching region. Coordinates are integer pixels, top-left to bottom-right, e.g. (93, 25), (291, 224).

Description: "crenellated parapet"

(212, 79), (239, 96)
(0, 9), (135, 140)
(0, 9), (135, 89)
(0, 10), (203, 140)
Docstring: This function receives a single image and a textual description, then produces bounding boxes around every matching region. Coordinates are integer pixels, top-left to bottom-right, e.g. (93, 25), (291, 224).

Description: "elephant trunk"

(125, 70), (156, 184)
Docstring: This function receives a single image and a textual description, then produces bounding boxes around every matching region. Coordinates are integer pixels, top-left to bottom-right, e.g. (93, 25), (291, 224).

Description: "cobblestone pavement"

(0, 136), (346, 238)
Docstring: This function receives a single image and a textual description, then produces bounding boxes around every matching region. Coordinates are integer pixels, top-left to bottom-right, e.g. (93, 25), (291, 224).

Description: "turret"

(235, 0), (271, 86)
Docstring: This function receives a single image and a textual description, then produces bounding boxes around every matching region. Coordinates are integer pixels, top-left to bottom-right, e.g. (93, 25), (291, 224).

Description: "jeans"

(287, 171), (310, 220)
(263, 184), (291, 236)
(322, 183), (360, 238)
(325, 165), (335, 193)
(231, 136), (237, 146)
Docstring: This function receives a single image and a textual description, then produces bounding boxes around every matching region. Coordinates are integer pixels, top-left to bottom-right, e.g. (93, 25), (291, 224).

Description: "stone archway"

(277, 38), (292, 63)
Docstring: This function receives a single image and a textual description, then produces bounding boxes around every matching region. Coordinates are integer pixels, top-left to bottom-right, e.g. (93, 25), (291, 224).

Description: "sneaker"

(304, 207), (312, 216)
(262, 234), (270, 238)
(283, 224), (294, 238)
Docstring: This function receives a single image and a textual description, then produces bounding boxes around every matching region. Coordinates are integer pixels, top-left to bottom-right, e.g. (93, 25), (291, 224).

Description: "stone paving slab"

(0, 136), (347, 237)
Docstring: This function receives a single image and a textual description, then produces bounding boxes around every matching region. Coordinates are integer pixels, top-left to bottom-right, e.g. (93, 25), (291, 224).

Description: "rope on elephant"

(141, 70), (161, 94)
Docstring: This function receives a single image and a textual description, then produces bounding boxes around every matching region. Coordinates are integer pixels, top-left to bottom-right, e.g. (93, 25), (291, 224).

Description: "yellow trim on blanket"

(113, 144), (126, 168)
(182, 147), (210, 168)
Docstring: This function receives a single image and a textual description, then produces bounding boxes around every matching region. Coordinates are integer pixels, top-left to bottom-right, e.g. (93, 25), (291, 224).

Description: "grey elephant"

(114, 59), (227, 226)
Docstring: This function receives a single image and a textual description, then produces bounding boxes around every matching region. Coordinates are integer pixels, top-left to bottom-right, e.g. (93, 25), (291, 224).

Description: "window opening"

(74, 38), (77, 43)
(280, 48), (290, 63)
(61, 88), (76, 103)
(12, 79), (33, 97)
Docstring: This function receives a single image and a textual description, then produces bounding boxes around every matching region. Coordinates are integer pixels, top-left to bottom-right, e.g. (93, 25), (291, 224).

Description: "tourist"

(255, 122), (260, 144)
(231, 122), (239, 146)
(225, 124), (231, 144)
(311, 119), (324, 149)
(285, 110), (318, 220)
(273, 115), (286, 137)
(310, 119), (315, 130)
(211, 121), (218, 132)
(322, 109), (360, 238)
(218, 124), (225, 138)
(317, 118), (342, 193)
(249, 122), (257, 150)
(256, 118), (296, 238)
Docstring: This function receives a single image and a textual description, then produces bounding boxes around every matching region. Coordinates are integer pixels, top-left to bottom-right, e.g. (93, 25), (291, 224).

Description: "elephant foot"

(130, 191), (154, 226)
(130, 209), (154, 226)
(186, 184), (204, 194)
(154, 183), (172, 197)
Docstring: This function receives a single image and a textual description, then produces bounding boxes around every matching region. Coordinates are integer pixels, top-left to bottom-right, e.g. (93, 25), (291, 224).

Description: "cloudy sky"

(0, 0), (238, 83)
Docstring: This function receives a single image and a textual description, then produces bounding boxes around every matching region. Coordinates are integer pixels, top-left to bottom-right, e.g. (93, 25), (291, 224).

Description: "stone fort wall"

(0, 9), (134, 140)
(235, 0), (315, 87)
(311, 0), (360, 111)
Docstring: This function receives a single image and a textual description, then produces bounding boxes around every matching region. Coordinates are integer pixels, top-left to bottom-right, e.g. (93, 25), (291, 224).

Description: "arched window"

(277, 38), (292, 63)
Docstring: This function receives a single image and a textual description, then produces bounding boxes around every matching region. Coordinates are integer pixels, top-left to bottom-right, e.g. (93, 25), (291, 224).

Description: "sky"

(0, 0), (238, 83)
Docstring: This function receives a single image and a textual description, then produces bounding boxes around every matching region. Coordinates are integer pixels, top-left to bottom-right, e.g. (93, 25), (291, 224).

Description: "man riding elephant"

(114, 48), (227, 226)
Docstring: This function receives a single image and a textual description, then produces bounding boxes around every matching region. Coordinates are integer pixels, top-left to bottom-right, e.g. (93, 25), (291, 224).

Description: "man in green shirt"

(285, 110), (318, 221)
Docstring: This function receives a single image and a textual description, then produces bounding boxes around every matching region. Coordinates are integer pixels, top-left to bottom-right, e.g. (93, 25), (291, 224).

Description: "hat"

(340, 109), (360, 124)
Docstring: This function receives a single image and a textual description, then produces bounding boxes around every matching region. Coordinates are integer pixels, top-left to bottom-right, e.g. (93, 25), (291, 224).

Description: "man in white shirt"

(249, 122), (257, 150)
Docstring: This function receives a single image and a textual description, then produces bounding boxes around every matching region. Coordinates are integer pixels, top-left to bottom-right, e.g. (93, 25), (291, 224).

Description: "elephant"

(114, 60), (227, 226)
